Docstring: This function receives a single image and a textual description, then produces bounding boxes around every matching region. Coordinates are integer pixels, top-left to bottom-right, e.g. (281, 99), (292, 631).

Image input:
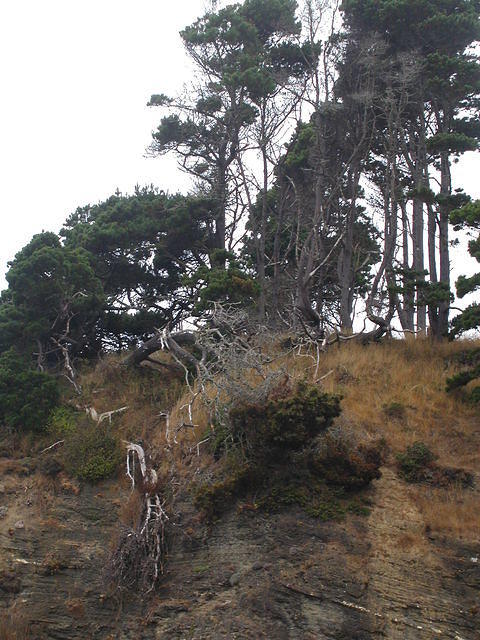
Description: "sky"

(0, 0), (479, 294)
(0, 0), (210, 284)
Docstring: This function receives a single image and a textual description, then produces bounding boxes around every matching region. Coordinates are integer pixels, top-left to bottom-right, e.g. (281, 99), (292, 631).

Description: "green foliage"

(450, 200), (480, 343)
(0, 349), (58, 433)
(64, 423), (122, 482)
(396, 442), (436, 482)
(427, 132), (478, 154)
(2, 232), (103, 361)
(47, 406), (78, 437)
(451, 199), (480, 230)
(62, 188), (211, 348)
(187, 252), (259, 313)
(446, 347), (480, 401)
(229, 382), (341, 457)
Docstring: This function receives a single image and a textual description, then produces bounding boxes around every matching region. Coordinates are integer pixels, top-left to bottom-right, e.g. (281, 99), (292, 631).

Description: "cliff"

(0, 339), (478, 639)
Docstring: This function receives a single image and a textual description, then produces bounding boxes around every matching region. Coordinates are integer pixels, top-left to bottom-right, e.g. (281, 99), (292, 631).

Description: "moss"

(194, 461), (260, 520)
(396, 441), (436, 482)
(193, 564), (210, 574)
(258, 475), (370, 521)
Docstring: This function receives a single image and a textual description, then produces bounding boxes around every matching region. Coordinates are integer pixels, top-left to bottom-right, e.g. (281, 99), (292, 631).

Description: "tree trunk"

(438, 150), (451, 337)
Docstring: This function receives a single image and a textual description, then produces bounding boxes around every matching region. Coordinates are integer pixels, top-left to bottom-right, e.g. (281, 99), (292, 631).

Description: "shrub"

(47, 406), (78, 437)
(258, 474), (370, 520)
(396, 442), (436, 482)
(310, 432), (383, 489)
(0, 349), (58, 433)
(446, 367), (480, 403)
(64, 422), (122, 482)
(382, 401), (406, 420)
(229, 382), (341, 459)
(194, 385), (380, 521)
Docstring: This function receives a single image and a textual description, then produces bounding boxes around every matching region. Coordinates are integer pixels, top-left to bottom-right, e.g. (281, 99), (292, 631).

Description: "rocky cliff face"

(1, 341), (479, 639)
(0, 459), (478, 639)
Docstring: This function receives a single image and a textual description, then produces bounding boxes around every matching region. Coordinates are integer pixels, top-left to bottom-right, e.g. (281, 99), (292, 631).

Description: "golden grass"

(414, 486), (480, 541)
(70, 337), (480, 542)
(0, 608), (29, 640)
(163, 337), (479, 466)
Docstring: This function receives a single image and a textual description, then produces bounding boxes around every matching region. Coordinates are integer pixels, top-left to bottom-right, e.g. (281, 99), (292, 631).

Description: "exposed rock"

(0, 461), (478, 639)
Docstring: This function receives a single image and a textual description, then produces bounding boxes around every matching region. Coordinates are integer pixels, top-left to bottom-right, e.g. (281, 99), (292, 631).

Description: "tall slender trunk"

(211, 158), (227, 269)
(412, 131), (427, 333)
(399, 200), (414, 332)
(438, 150), (451, 336)
(427, 202), (439, 336)
(338, 169), (360, 332)
(257, 141), (268, 321)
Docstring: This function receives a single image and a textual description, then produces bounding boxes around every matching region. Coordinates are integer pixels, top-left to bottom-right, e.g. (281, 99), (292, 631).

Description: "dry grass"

(119, 490), (143, 528)
(69, 338), (479, 543)
(414, 485), (480, 541)
(0, 607), (30, 640)
(163, 337), (479, 465)
(77, 354), (184, 443)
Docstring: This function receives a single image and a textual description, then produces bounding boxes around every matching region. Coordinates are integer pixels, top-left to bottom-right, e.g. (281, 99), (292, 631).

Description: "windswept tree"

(0, 232), (103, 387)
(149, 0), (317, 303)
(62, 188), (212, 349)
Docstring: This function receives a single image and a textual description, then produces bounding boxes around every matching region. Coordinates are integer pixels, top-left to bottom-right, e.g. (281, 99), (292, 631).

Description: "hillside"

(0, 338), (479, 639)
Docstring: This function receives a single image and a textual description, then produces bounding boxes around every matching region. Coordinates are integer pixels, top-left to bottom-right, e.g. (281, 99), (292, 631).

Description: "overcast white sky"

(0, 1), (479, 295)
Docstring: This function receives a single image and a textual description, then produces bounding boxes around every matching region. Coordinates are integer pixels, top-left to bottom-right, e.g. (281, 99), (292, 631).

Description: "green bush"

(64, 422), (122, 482)
(396, 442), (436, 482)
(0, 349), (58, 432)
(446, 366), (480, 403)
(194, 384), (380, 522)
(47, 406), (78, 437)
(229, 382), (341, 459)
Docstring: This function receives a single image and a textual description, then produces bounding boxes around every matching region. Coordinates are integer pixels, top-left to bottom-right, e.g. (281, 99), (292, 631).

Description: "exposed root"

(108, 442), (169, 593)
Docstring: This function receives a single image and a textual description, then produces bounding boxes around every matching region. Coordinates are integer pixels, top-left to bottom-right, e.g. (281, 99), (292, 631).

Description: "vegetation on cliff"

(0, 3), (479, 632)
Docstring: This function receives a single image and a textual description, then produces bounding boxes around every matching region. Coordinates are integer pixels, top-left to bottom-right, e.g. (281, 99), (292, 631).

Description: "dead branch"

(40, 440), (65, 454)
